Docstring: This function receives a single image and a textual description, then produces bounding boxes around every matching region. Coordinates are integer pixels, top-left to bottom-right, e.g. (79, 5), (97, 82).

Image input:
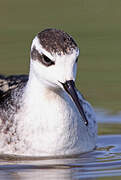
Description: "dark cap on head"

(37, 28), (78, 55)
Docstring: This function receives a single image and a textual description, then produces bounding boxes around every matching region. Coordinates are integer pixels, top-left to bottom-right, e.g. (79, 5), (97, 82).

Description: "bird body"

(0, 29), (97, 156)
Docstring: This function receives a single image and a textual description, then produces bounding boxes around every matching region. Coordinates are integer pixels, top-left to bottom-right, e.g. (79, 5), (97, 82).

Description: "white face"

(30, 36), (79, 89)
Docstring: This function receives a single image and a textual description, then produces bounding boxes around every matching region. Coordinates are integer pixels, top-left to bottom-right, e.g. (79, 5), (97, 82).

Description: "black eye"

(42, 54), (55, 66)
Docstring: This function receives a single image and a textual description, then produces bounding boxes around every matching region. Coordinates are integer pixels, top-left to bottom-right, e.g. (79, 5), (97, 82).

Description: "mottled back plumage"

(0, 75), (28, 125)
(0, 75), (28, 96)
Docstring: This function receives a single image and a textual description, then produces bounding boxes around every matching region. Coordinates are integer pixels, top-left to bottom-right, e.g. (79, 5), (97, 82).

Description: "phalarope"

(0, 29), (97, 156)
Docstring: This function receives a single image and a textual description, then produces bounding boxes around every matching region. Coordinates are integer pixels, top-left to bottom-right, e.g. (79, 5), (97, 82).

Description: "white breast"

(10, 86), (97, 156)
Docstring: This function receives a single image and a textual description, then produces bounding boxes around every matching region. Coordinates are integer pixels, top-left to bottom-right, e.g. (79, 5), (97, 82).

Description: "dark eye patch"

(31, 46), (55, 67)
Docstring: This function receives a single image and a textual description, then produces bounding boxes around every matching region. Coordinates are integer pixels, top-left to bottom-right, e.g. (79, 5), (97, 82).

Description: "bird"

(0, 28), (97, 157)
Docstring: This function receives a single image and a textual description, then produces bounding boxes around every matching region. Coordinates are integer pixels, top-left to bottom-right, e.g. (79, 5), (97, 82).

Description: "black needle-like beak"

(60, 80), (88, 126)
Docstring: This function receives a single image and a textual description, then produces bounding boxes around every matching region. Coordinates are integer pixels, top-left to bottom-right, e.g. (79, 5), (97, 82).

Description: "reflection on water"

(96, 109), (121, 135)
(96, 109), (121, 124)
(0, 110), (121, 180)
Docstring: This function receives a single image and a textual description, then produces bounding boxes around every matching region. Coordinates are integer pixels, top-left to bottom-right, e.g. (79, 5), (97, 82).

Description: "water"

(0, 110), (120, 180)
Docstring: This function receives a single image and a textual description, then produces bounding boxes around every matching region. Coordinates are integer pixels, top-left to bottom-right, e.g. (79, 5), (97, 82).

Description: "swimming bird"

(0, 29), (97, 156)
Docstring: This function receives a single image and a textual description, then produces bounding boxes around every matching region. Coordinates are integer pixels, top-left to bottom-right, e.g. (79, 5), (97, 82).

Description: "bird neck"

(24, 67), (64, 107)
